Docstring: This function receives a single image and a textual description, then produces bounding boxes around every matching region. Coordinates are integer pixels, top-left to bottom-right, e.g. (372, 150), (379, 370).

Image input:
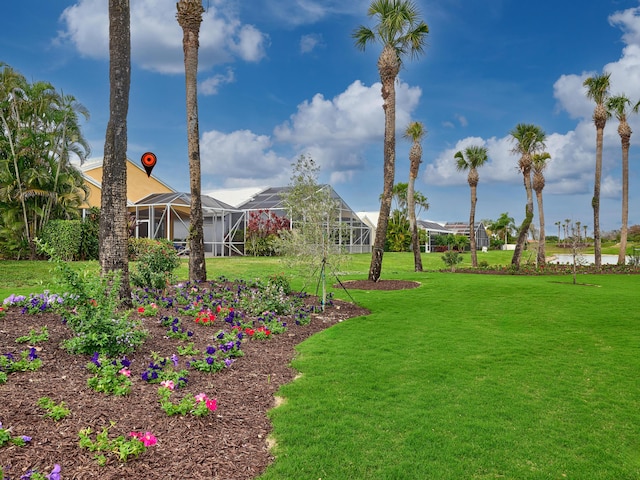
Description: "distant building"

(444, 222), (490, 250)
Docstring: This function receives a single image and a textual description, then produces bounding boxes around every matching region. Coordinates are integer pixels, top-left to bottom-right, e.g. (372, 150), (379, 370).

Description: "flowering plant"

(0, 421), (31, 447)
(78, 422), (156, 465)
(16, 463), (61, 480)
(157, 386), (218, 417)
(160, 316), (193, 340)
(86, 353), (133, 396)
(140, 353), (188, 388)
(0, 306), (5, 318)
(194, 308), (216, 324)
(137, 303), (159, 317)
(0, 348), (42, 384)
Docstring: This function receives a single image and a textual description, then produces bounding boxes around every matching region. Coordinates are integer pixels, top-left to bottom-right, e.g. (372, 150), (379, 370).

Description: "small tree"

(277, 155), (347, 308)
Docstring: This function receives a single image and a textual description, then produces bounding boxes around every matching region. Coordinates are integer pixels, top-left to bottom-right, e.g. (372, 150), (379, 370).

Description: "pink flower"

(119, 368), (131, 377)
(150, 303), (157, 309)
(141, 432), (157, 447)
(206, 398), (217, 411)
(160, 380), (175, 390)
(130, 431), (157, 447)
(194, 393), (207, 403)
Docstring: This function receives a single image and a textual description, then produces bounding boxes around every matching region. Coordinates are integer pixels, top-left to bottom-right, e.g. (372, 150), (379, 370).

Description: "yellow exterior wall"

(81, 158), (174, 208)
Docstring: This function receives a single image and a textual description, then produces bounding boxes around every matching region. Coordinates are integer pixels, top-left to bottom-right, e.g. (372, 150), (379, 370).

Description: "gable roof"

(79, 157), (175, 207)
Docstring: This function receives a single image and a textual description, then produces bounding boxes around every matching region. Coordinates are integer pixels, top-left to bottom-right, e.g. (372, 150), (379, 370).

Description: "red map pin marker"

(141, 152), (157, 177)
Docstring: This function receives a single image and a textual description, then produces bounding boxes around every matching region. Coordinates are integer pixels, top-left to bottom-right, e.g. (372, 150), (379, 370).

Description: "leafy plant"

(157, 387), (217, 417)
(0, 421), (31, 447)
(129, 239), (180, 290)
(78, 423), (156, 464)
(86, 354), (133, 396)
(16, 326), (49, 344)
(0, 348), (42, 384)
(37, 397), (71, 421)
(441, 251), (464, 272)
(140, 353), (189, 388)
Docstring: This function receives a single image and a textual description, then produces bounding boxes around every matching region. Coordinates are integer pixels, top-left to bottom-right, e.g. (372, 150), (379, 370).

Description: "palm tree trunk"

(593, 125), (604, 268)
(511, 172), (534, 267)
(369, 44), (399, 282)
(536, 191), (546, 266)
(99, 0), (131, 304)
(178, 0), (207, 282)
(469, 185), (477, 267)
(618, 136), (630, 265)
(407, 174), (422, 271)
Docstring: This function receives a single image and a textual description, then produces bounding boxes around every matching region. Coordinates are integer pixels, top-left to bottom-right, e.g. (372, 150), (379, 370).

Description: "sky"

(3, 0), (640, 233)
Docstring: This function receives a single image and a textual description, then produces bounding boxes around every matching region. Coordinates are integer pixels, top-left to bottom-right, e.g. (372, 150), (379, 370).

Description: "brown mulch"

(338, 279), (421, 290)
(0, 285), (369, 480)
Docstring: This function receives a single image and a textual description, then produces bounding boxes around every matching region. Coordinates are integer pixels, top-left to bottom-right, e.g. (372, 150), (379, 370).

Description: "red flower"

(138, 307), (145, 313)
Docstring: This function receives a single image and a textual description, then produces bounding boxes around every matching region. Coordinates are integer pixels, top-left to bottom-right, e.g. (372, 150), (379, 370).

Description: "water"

(550, 254), (624, 265)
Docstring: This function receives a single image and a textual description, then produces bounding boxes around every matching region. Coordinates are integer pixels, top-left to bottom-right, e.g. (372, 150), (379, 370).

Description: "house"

(79, 159), (371, 256)
(80, 158), (241, 256)
(444, 222), (490, 250)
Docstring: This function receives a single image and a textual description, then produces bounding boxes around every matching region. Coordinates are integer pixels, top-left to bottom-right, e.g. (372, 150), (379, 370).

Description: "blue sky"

(3, 0), (640, 233)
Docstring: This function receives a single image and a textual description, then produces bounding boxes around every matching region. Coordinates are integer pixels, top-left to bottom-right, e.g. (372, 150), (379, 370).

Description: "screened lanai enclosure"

(237, 186), (372, 254)
(131, 192), (244, 256)
(129, 187), (372, 256)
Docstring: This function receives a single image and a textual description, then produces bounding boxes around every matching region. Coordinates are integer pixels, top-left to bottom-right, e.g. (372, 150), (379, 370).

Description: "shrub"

(40, 220), (82, 261)
(130, 239), (180, 290)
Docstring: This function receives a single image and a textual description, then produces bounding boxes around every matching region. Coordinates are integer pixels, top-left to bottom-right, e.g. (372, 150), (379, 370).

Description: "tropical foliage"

(0, 63), (90, 259)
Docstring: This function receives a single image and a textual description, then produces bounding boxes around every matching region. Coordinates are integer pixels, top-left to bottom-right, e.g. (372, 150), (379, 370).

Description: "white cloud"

(300, 33), (324, 54)
(200, 129), (290, 187)
(199, 68), (235, 95)
(57, 0), (267, 74)
(259, 0), (369, 26)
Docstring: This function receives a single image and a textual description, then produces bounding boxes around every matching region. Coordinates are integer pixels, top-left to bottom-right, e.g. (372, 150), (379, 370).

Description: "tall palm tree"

(532, 152), (551, 266)
(99, 0), (132, 303)
(555, 221), (561, 243)
(607, 94), (637, 265)
(509, 123), (546, 267)
(403, 121), (425, 271)
(177, 0), (207, 283)
(455, 145), (488, 267)
(583, 73), (611, 268)
(353, 0), (429, 282)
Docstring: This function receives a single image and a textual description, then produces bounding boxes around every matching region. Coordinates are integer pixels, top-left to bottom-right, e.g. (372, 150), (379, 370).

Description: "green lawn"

(1, 252), (639, 479)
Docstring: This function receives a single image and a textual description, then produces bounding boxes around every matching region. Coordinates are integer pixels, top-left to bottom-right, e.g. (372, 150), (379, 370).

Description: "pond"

(550, 254), (624, 265)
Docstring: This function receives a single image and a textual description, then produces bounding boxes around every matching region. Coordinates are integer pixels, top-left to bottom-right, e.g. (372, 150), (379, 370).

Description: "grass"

(1, 251), (639, 478)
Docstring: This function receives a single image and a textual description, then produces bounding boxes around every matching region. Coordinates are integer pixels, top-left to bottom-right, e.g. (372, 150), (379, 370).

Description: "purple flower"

(120, 356), (131, 368)
(47, 464), (61, 480)
(28, 348), (37, 361)
(206, 357), (214, 365)
(90, 352), (101, 367)
(206, 346), (216, 355)
(170, 354), (179, 367)
(224, 358), (233, 367)
(22, 435), (32, 442)
(141, 371), (149, 381)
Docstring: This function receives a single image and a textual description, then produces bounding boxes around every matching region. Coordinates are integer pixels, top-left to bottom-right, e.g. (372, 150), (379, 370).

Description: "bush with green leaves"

(39, 240), (148, 356)
(441, 251), (464, 272)
(37, 397), (71, 421)
(40, 220), (82, 261)
(130, 239), (180, 290)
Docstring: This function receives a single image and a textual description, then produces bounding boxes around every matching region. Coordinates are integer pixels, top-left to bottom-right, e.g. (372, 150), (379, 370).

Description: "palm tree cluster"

(0, 64), (90, 259)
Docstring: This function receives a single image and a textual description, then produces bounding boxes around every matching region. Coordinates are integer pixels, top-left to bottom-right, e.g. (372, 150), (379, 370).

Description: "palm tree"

(555, 221), (561, 244)
(403, 121), (426, 271)
(583, 73), (611, 268)
(607, 94), (637, 265)
(353, 0), (429, 282)
(532, 152), (551, 266)
(99, 0), (132, 303)
(177, 0), (207, 282)
(454, 145), (488, 267)
(509, 123), (546, 267)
